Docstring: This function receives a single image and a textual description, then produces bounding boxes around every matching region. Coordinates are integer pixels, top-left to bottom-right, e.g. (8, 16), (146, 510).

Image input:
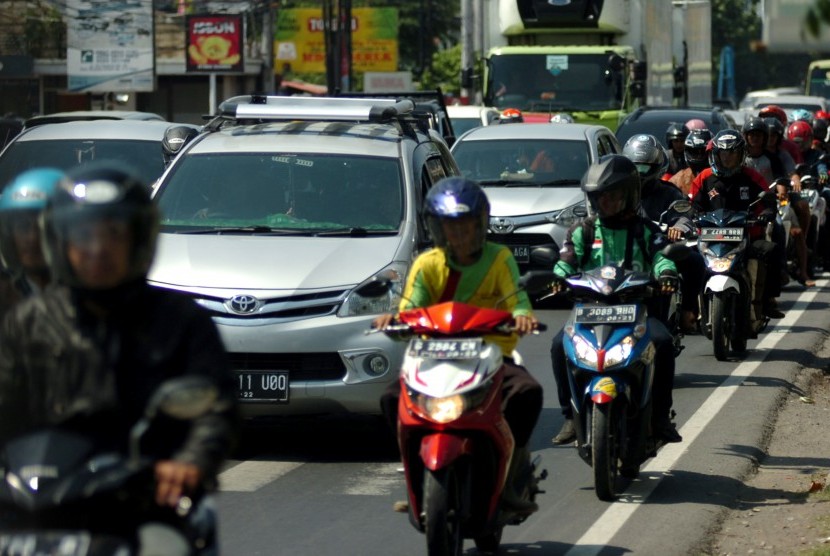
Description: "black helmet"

(424, 177), (490, 262)
(161, 125), (199, 166)
(42, 162), (159, 289)
(741, 116), (768, 145)
(812, 118), (829, 143)
(684, 128), (713, 172)
(622, 134), (668, 185)
(665, 122), (690, 147)
(582, 154), (641, 227)
(708, 129), (746, 177)
(764, 116), (785, 142)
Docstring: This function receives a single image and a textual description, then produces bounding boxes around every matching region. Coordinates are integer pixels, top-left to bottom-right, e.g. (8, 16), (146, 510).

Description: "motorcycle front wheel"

(424, 467), (464, 556)
(592, 401), (623, 501)
(711, 293), (731, 361)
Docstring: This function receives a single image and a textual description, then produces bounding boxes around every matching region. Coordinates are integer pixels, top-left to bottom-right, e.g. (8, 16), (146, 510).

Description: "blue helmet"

(791, 108), (813, 123)
(424, 177), (490, 261)
(0, 168), (65, 274)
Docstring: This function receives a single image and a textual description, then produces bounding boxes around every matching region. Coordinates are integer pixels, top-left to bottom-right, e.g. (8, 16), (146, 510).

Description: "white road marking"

(218, 460), (303, 492)
(565, 280), (827, 555)
(340, 463), (402, 495)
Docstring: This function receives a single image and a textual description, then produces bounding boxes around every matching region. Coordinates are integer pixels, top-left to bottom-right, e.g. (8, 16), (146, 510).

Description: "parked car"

(615, 106), (733, 149)
(24, 110), (165, 129)
(0, 120), (194, 191)
(450, 122), (621, 270)
(148, 95), (460, 419)
(447, 104), (501, 137)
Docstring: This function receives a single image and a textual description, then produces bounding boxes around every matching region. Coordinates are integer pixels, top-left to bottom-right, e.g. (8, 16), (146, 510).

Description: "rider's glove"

(658, 270), (679, 294)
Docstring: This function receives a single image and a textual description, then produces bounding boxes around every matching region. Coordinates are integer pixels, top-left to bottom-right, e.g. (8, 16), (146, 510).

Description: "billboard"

(275, 7), (398, 74)
(66, 0), (154, 93)
(186, 14), (244, 73)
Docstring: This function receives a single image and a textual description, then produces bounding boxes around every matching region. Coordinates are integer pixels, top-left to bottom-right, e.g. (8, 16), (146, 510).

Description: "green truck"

(480, 0), (712, 130)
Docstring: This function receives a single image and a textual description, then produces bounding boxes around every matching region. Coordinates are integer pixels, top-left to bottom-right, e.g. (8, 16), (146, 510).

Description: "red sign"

(186, 15), (244, 72)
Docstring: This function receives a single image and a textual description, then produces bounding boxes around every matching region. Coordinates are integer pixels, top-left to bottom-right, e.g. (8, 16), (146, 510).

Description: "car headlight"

(338, 262), (407, 317)
(549, 202), (584, 228)
(605, 336), (636, 368)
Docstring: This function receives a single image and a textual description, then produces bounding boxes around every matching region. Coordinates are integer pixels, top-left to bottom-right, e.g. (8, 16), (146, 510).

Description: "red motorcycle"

(374, 273), (549, 556)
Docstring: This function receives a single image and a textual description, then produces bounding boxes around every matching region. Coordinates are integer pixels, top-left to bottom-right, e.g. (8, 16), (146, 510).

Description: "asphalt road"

(215, 278), (830, 556)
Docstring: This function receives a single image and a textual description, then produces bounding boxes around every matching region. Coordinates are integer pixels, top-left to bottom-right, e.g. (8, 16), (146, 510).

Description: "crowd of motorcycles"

(2, 115), (829, 556)
(363, 112), (830, 556)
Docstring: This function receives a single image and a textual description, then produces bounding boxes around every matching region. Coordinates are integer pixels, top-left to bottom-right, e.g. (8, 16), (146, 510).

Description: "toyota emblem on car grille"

(490, 217), (515, 234)
(227, 295), (261, 315)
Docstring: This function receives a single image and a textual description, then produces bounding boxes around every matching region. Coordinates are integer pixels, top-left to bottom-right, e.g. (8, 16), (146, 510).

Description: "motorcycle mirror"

(530, 246), (558, 269)
(573, 204), (588, 218)
(147, 376), (221, 421)
(660, 242), (691, 262)
(519, 270), (559, 295)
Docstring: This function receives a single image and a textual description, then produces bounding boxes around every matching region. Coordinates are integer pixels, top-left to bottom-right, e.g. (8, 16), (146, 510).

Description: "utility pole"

(460, 0), (475, 104)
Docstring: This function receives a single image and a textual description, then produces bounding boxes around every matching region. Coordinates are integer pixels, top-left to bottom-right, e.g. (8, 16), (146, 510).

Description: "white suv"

(149, 95), (459, 419)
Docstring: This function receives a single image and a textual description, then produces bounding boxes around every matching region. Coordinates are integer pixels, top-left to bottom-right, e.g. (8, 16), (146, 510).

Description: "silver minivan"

(148, 96), (459, 419)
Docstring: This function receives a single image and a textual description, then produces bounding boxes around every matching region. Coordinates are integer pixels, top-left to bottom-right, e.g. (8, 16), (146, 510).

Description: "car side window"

(599, 135), (618, 155)
(597, 136), (610, 157)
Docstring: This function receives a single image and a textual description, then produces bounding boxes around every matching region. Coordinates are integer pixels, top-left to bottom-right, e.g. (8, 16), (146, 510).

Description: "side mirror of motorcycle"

(660, 242), (691, 262)
(573, 204), (588, 218)
(129, 376), (222, 464)
(529, 246), (558, 269)
(519, 270), (559, 295)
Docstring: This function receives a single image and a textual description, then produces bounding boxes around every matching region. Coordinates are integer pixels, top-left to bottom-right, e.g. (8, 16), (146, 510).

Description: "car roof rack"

(203, 95), (423, 136)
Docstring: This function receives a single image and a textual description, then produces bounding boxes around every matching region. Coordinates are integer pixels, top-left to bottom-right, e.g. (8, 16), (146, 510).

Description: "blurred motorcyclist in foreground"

(0, 168), (63, 319)
(0, 162), (238, 555)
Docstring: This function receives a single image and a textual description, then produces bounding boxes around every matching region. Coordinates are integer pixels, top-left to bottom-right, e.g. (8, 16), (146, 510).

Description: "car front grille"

(228, 352), (346, 381)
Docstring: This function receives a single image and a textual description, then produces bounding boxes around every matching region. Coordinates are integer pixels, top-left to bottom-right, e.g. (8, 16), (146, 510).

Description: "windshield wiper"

(479, 178), (581, 188)
(313, 227), (397, 237)
(535, 179), (582, 186)
(173, 226), (316, 235)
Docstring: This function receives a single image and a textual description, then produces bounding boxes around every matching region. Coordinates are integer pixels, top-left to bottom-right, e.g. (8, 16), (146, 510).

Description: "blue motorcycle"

(554, 250), (684, 501)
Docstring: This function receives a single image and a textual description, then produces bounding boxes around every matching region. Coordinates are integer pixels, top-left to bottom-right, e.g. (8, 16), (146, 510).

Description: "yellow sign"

(274, 7), (398, 74)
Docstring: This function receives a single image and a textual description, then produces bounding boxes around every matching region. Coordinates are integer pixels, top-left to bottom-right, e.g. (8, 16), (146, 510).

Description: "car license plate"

(236, 371), (289, 402)
(0, 532), (91, 556)
(699, 227), (743, 241)
(511, 245), (529, 263)
(408, 338), (483, 359)
(574, 304), (637, 324)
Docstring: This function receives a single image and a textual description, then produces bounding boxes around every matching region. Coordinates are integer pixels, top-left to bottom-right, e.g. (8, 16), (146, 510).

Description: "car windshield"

(488, 53), (624, 112)
(156, 153), (404, 232)
(616, 114), (726, 147)
(452, 138), (589, 185)
(756, 102), (824, 112)
(0, 139), (164, 191)
(452, 117), (484, 137)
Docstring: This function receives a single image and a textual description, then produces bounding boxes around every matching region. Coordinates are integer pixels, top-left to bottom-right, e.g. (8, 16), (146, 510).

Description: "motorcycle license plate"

(699, 227), (743, 241)
(574, 304), (637, 324)
(408, 338), (483, 359)
(511, 245), (529, 263)
(0, 531), (91, 556)
(236, 371), (289, 402)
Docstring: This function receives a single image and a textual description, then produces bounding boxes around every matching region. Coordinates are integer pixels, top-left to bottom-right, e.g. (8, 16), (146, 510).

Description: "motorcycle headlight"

(705, 253), (737, 273)
(411, 383), (491, 424)
(604, 336), (635, 369)
(423, 395), (466, 423)
(571, 335), (598, 368)
(338, 262), (407, 317)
